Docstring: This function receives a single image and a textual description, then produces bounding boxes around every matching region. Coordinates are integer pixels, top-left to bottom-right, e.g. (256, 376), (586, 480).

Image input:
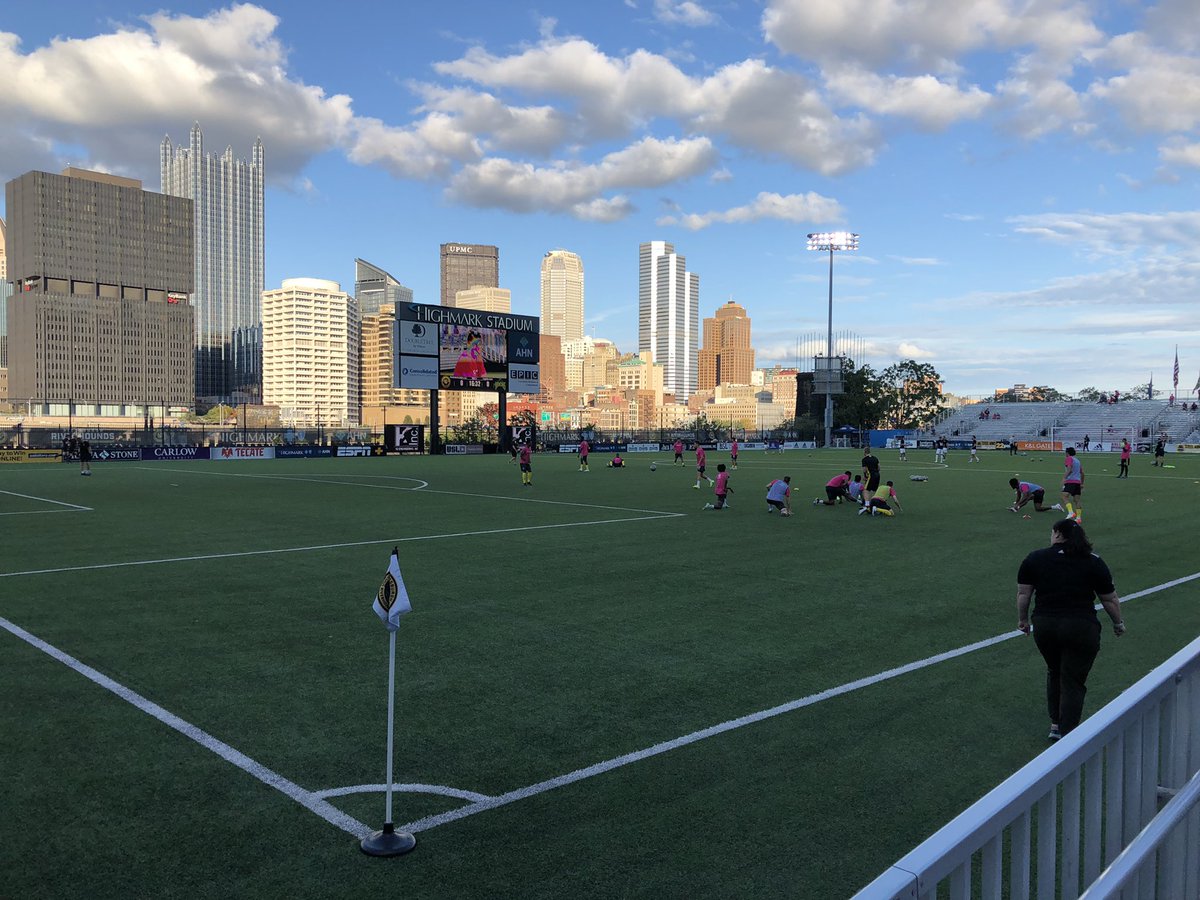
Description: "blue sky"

(2, 0), (1198, 397)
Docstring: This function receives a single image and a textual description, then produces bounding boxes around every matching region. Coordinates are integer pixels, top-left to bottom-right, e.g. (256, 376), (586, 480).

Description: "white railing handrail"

(854, 631), (1200, 898)
(1077, 766), (1200, 898)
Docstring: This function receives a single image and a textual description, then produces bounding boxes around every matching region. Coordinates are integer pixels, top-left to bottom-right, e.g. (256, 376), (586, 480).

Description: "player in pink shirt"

(694, 445), (713, 489)
(673, 440), (685, 466)
(704, 464), (732, 509)
(1118, 439), (1131, 478)
(730, 440), (739, 470)
(518, 441), (533, 486)
(578, 438), (590, 472)
(815, 471), (853, 505)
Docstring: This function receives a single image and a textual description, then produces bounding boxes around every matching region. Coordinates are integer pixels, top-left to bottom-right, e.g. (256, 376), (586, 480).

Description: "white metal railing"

(853, 633), (1200, 900)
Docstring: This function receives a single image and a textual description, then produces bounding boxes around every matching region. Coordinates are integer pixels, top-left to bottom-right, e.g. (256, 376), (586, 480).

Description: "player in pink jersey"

(1061, 447), (1084, 522)
(730, 440), (739, 470)
(1118, 439), (1131, 478)
(694, 445), (713, 489)
(518, 441), (533, 486)
(673, 440), (685, 466)
(703, 464), (732, 509)
(578, 438), (590, 472)
(815, 471), (853, 505)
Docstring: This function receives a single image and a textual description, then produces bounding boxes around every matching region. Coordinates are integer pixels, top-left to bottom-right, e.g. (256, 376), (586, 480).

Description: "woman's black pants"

(1032, 616), (1101, 734)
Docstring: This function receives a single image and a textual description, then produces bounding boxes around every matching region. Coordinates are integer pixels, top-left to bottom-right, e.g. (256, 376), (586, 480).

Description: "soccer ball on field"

(780, 508), (791, 517)
(650, 462), (657, 471)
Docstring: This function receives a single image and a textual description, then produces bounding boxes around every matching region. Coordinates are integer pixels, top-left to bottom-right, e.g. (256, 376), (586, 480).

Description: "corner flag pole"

(361, 546), (416, 857)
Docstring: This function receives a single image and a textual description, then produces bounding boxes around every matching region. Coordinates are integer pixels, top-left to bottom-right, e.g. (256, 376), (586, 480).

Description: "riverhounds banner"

(0, 449), (63, 464)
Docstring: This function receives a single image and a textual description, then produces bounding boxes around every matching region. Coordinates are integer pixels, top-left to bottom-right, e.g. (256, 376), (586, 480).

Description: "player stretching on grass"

(1010, 478), (1062, 513)
(765, 476), (791, 515)
(703, 464), (732, 510)
(815, 471), (853, 505)
(1061, 447), (1084, 523)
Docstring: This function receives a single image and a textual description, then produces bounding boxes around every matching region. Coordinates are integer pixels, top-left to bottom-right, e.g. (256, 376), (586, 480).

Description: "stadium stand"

(913, 400), (1195, 448)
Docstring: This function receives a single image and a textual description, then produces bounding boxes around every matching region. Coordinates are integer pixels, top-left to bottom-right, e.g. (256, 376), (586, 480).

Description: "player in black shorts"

(861, 447), (881, 502)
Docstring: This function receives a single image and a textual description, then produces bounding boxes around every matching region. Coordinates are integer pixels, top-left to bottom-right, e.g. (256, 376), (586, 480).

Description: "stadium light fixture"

(807, 232), (859, 449)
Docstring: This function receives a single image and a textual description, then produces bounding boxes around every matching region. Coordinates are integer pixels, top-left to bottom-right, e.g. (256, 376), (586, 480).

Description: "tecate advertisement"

(212, 446), (276, 461)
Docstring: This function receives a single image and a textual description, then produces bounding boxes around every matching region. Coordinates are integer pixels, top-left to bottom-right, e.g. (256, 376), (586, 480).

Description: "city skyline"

(0, 2), (1198, 397)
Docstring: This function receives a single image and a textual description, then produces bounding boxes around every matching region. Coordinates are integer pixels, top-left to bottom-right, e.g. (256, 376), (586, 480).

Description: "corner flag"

(371, 548), (411, 631)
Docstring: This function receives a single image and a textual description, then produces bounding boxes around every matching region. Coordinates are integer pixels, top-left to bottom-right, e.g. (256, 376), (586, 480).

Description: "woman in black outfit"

(1016, 518), (1125, 741)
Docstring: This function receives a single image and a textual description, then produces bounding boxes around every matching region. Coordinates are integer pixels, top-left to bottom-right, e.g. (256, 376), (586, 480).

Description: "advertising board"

(0, 449), (63, 464)
(141, 447), (211, 461)
(212, 446), (276, 461)
(444, 444), (484, 454)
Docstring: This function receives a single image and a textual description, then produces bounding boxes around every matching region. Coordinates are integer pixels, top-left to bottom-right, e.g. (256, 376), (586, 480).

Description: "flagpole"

(385, 629), (396, 827)
(361, 548), (416, 858)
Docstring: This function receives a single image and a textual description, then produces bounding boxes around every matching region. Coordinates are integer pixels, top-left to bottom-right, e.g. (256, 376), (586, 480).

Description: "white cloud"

(445, 136), (717, 218)
(891, 256), (944, 266)
(654, 0), (717, 27)
(0, 7), (353, 184)
(822, 66), (991, 130)
(1160, 140), (1200, 168)
(1008, 211), (1200, 256)
(656, 190), (844, 230)
(897, 342), (936, 359)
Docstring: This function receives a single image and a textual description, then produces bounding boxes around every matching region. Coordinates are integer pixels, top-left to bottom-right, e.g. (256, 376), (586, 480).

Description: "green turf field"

(2, 448), (1198, 899)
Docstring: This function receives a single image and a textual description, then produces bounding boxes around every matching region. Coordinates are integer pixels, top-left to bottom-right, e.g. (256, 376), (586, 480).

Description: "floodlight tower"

(806, 231), (859, 450)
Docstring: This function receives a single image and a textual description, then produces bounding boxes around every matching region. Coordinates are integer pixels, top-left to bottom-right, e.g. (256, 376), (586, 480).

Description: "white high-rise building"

(262, 278), (360, 427)
(639, 241), (699, 402)
(161, 122), (265, 406)
(540, 249), (584, 341)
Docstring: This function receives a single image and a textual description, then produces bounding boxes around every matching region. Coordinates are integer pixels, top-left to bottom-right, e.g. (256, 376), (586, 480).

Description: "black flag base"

(360, 822), (417, 857)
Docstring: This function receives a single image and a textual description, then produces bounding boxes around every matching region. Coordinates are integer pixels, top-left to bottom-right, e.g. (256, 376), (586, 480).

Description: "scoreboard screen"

(394, 303), (540, 394)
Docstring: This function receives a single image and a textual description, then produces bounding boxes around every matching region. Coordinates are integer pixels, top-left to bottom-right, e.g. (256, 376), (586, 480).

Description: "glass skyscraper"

(639, 241), (699, 402)
(161, 123), (264, 407)
(540, 249), (584, 342)
(354, 258), (414, 318)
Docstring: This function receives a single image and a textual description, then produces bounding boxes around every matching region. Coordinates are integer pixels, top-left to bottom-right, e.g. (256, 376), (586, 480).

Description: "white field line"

(0, 615), (371, 840)
(0, 489), (92, 511)
(0, 512), (682, 579)
(391, 569), (1200, 835)
(314, 783), (494, 803)
(0, 509), (89, 517)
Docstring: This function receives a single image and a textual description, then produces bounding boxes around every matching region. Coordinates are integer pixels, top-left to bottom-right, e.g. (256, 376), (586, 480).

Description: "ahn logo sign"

(506, 331), (539, 365)
(507, 364), (540, 395)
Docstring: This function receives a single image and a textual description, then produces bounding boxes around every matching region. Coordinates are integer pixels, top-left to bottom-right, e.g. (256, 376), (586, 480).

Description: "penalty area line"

(0, 615), (371, 840)
(396, 568), (1200, 835)
(0, 512), (683, 579)
(0, 489), (92, 511)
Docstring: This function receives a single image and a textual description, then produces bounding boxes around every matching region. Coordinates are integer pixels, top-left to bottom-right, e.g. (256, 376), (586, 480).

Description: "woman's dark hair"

(1009, 477), (1020, 489)
(1053, 518), (1093, 556)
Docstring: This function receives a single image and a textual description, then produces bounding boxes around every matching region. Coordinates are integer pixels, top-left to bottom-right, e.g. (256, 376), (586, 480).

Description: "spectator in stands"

(1017, 518), (1125, 740)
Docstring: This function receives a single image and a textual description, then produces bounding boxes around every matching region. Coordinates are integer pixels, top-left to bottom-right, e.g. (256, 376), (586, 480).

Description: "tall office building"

(540, 249), (584, 341)
(450, 286), (511, 312)
(355, 258), (413, 318)
(698, 300), (755, 391)
(639, 241), (699, 402)
(5, 168), (194, 410)
(440, 243), (498, 306)
(0, 216), (9, 369)
(161, 123), (264, 406)
(261, 278), (359, 426)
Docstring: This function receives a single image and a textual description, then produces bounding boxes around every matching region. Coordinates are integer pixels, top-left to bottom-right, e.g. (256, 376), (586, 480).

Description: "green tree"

(879, 360), (944, 429)
(1128, 383), (1160, 400)
(1029, 386), (1068, 402)
(1075, 387), (1102, 403)
(835, 360), (886, 430)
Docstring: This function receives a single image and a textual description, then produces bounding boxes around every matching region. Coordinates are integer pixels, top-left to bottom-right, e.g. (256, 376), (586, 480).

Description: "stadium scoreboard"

(394, 302), (540, 394)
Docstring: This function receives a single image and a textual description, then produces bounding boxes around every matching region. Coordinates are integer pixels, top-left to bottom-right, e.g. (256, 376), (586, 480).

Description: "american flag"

(1174, 347), (1180, 391)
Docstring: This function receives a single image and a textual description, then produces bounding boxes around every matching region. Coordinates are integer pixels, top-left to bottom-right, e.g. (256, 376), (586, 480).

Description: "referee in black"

(1016, 518), (1125, 741)
(861, 445), (881, 504)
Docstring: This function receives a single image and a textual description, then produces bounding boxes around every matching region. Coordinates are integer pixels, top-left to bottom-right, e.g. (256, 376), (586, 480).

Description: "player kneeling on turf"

(703, 464), (732, 510)
(765, 476), (791, 515)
